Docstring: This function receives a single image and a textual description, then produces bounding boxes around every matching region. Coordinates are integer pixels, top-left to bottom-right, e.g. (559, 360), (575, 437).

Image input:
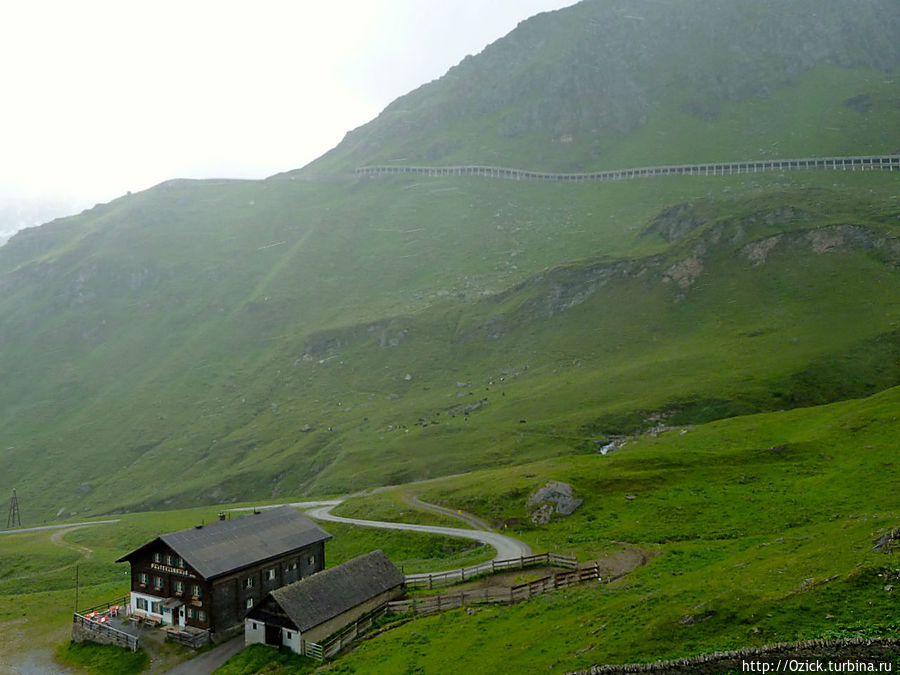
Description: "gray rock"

(527, 480), (583, 518)
(530, 503), (555, 525)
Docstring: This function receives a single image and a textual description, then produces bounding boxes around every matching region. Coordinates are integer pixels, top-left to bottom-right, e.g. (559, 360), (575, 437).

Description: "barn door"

(265, 623), (282, 647)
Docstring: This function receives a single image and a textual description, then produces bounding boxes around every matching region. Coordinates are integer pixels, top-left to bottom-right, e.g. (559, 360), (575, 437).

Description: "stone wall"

(565, 638), (900, 674)
(71, 619), (137, 651)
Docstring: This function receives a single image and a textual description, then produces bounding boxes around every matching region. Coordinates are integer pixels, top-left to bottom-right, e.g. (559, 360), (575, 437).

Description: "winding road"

(0, 519), (119, 536)
(304, 501), (531, 561)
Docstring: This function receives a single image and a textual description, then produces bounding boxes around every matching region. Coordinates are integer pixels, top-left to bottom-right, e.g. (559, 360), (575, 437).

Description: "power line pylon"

(7, 489), (21, 528)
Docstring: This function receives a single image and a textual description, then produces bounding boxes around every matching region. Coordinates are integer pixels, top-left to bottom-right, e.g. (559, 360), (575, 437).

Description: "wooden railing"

(405, 552), (577, 589)
(391, 564), (601, 616)
(356, 154), (899, 183)
(300, 556), (590, 660)
(164, 627), (210, 650)
(301, 605), (388, 662)
(77, 594), (130, 617)
(73, 612), (140, 652)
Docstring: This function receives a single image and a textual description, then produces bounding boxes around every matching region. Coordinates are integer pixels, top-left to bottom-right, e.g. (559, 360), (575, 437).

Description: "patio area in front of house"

(75, 596), (213, 671)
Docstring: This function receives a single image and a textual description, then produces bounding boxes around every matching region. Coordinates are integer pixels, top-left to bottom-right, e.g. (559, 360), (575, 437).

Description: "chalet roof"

(116, 505), (331, 580)
(253, 550), (404, 633)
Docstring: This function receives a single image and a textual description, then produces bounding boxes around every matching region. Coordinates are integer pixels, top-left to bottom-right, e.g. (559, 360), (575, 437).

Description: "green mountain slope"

(315, 384), (900, 673)
(2, 173), (896, 518)
(302, 0), (899, 174)
(0, 0), (898, 520)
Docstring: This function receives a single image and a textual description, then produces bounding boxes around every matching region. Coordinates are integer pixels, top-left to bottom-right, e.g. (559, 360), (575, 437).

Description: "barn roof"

(256, 550), (404, 632)
(116, 505), (331, 580)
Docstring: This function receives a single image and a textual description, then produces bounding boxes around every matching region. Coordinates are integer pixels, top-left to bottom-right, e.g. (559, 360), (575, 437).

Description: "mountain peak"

(296, 0), (899, 176)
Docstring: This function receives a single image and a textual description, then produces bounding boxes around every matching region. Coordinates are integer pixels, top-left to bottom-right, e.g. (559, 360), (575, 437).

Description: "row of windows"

(150, 552), (312, 574)
(134, 597), (162, 614)
(137, 573), (166, 589)
(188, 608), (207, 621)
(135, 596), (207, 622)
(240, 556), (314, 589)
(137, 573), (201, 597)
(151, 552), (185, 568)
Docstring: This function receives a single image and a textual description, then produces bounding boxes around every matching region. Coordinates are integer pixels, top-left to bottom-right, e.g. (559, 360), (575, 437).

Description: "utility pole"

(7, 489), (21, 528)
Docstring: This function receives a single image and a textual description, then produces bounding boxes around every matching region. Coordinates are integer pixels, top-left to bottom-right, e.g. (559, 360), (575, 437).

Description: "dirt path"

(403, 493), (494, 531)
(49, 525), (95, 560)
(410, 546), (654, 596)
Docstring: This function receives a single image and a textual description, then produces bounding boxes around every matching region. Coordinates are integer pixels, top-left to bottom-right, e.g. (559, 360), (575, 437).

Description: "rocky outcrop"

(303, 318), (411, 360)
(528, 481), (583, 524)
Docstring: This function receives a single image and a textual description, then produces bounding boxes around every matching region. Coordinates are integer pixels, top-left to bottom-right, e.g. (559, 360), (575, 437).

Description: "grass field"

(1, 167), (897, 521)
(0, 501), (491, 671)
(289, 386), (900, 672)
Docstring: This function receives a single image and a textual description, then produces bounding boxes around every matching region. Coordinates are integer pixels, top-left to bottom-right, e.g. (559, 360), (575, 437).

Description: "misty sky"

(1, 0), (577, 205)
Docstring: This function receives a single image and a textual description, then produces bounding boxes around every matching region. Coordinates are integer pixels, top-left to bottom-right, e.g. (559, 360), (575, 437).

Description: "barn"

(245, 550), (405, 653)
(116, 505), (331, 636)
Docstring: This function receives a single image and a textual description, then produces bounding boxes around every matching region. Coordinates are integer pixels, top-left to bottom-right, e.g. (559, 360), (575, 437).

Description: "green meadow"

(0, 504), (487, 670)
(218, 385), (900, 673)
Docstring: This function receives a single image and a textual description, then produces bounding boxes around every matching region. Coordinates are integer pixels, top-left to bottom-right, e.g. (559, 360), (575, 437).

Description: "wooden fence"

(405, 552), (577, 590)
(301, 605), (388, 662)
(164, 627), (211, 650)
(299, 557), (594, 661)
(73, 612), (140, 652)
(391, 564), (601, 615)
(356, 154), (899, 183)
(78, 594), (130, 617)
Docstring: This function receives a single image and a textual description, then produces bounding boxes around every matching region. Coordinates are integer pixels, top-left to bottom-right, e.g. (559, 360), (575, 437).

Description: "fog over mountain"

(0, 196), (82, 246)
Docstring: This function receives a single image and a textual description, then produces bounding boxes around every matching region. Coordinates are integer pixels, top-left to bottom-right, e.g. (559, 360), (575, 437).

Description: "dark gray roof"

(262, 550), (404, 632)
(117, 506), (331, 579)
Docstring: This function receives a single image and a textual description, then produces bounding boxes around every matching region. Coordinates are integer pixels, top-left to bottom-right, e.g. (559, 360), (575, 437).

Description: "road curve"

(304, 503), (531, 561)
(0, 519), (120, 536)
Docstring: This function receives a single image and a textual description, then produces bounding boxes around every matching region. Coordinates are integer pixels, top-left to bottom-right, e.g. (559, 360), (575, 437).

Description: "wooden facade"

(117, 506), (330, 635)
(245, 550), (405, 653)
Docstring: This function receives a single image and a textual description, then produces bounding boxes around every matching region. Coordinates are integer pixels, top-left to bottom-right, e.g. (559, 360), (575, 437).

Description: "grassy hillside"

(254, 385), (900, 673)
(0, 0), (897, 522)
(1, 170), (897, 520)
(303, 0), (899, 174)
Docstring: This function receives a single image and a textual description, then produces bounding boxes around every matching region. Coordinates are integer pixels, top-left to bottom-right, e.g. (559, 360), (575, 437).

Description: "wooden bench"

(129, 610), (162, 627)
